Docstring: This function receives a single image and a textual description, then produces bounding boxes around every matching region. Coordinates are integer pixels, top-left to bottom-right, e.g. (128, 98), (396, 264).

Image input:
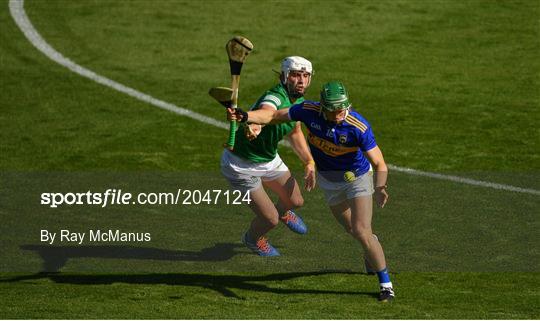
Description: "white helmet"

(281, 56), (313, 80)
(280, 56), (313, 98)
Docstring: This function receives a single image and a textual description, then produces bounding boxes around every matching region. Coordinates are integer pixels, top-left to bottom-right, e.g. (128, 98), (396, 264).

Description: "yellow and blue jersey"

(288, 100), (377, 180)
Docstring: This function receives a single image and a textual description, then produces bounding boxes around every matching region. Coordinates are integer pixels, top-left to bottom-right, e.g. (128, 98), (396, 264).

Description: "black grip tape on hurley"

(229, 60), (244, 75)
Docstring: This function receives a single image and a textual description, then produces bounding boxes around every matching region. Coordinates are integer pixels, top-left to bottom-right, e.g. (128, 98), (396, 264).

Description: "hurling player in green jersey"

(220, 57), (316, 257)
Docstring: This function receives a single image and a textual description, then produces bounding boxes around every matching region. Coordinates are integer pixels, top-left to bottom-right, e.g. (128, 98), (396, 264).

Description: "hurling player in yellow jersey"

(220, 57), (316, 257)
(228, 81), (394, 302)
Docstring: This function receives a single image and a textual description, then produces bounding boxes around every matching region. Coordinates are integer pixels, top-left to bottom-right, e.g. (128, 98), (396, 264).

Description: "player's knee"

(351, 228), (373, 248)
(282, 195), (304, 209)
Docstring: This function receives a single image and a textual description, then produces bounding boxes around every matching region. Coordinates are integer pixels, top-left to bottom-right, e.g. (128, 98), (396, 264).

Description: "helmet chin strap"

(342, 108), (350, 121)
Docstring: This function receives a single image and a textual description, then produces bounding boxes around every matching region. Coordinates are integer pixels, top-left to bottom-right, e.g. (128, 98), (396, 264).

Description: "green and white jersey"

(233, 83), (303, 163)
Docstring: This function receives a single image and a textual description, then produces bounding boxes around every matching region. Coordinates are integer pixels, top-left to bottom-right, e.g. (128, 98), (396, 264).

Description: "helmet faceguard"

(320, 81), (351, 122)
(320, 81), (351, 112)
(280, 56), (313, 99)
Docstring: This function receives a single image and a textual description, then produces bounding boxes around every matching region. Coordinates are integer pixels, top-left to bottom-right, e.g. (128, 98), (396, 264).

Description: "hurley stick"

(224, 36), (253, 150)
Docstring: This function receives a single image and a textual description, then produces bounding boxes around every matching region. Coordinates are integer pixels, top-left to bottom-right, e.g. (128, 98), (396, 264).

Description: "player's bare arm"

(365, 146), (389, 208)
(226, 106), (290, 124)
(257, 103), (285, 125)
(243, 103), (275, 140)
(285, 122), (316, 191)
(248, 107), (290, 124)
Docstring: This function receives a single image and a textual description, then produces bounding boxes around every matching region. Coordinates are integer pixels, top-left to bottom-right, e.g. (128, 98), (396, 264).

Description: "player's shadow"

(5, 244), (378, 299)
(2, 270), (377, 299)
(19, 243), (241, 272)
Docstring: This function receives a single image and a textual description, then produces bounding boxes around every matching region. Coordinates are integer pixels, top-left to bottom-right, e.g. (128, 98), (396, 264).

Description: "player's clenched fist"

(244, 124), (262, 141)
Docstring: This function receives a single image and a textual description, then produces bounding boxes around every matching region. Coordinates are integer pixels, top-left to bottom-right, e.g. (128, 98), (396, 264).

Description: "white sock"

(380, 282), (393, 288)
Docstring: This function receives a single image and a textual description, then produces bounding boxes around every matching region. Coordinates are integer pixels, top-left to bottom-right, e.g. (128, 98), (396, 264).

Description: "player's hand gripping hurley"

(225, 36), (253, 150)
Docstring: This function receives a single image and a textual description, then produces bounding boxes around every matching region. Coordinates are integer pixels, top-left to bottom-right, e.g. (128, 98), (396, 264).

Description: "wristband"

(304, 160), (315, 167)
(375, 185), (388, 190)
(236, 108), (248, 123)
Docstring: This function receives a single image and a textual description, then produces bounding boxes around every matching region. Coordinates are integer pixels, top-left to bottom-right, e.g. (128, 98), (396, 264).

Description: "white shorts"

(220, 149), (289, 192)
(317, 170), (374, 206)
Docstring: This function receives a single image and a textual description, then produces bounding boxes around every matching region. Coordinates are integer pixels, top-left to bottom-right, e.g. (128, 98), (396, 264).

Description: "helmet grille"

(320, 81), (351, 111)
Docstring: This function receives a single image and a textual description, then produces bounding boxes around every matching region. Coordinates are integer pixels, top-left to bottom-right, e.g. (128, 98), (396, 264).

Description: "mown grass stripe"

(8, 0), (228, 131)
(9, 0), (539, 196)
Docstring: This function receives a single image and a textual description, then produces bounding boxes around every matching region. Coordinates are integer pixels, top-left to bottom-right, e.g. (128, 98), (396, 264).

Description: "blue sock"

(376, 267), (391, 284)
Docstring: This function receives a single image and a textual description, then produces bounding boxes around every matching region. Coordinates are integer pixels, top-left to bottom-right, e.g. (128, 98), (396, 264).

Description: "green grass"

(0, 0), (539, 319)
(1, 272), (538, 319)
(2, 0), (539, 173)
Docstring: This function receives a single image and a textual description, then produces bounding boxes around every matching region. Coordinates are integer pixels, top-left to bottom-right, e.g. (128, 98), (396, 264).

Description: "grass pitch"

(1, 272), (538, 319)
(1, 0), (539, 319)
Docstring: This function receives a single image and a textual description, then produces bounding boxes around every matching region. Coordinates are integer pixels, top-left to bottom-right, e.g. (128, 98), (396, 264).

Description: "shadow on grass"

(20, 243), (242, 272)
(9, 244), (378, 299)
(1, 270), (376, 299)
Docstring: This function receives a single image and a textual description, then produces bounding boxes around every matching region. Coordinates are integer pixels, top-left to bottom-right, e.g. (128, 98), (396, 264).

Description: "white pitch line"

(8, 0), (227, 131)
(9, 0), (540, 196)
(388, 165), (540, 195)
